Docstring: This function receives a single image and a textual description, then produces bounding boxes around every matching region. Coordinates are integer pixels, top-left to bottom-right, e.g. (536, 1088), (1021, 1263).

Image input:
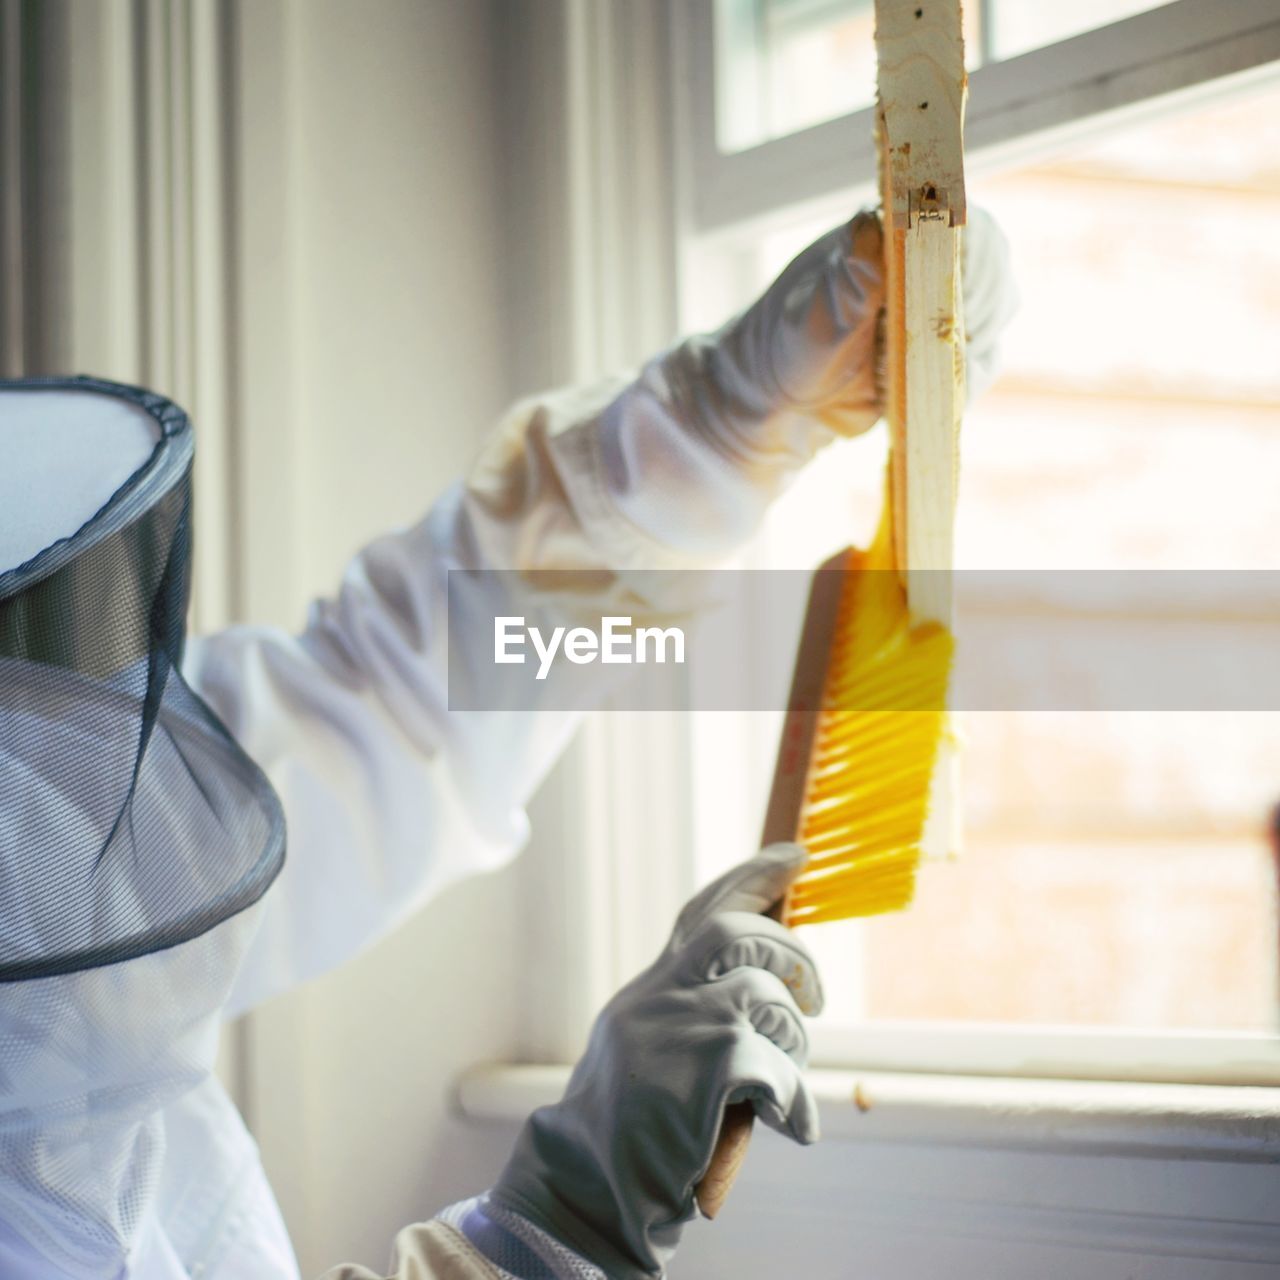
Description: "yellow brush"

(694, 0), (968, 1219)
(765, 496), (954, 930)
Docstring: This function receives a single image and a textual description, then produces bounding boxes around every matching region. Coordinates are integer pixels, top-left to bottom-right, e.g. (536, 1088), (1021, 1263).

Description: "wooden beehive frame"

(876, 0), (967, 856)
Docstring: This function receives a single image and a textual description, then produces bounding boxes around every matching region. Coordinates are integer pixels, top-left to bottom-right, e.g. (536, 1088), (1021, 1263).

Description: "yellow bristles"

(780, 499), (954, 928)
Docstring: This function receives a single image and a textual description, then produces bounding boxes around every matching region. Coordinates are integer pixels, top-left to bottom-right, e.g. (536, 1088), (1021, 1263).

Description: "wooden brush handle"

(760, 551), (850, 848)
(693, 898), (786, 1219)
(694, 1100), (757, 1218)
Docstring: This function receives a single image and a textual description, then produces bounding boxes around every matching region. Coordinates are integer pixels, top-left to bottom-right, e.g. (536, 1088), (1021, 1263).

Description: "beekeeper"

(0, 211), (1014, 1280)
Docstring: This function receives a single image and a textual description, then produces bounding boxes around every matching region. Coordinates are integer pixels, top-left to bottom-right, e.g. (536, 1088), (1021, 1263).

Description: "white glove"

(668, 211), (887, 477)
(490, 843), (823, 1279)
(962, 205), (1019, 400)
(602, 206), (1015, 559)
(668, 203), (1014, 456)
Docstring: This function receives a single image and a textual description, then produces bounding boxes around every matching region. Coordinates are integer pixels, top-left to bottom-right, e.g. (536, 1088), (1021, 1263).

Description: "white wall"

(288, 0), (506, 587)
(668, 1128), (1280, 1279)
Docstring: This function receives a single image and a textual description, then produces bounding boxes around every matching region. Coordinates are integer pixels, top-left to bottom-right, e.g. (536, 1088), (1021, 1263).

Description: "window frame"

(648, 0), (1280, 1085)
(674, 0), (1280, 235)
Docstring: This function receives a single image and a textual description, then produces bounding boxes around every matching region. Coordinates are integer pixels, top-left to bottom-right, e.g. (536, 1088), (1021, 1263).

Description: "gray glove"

(490, 843), (823, 1279)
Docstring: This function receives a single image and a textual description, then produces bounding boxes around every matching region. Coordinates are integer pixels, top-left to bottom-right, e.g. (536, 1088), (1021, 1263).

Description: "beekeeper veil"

(0, 377), (285, 1276)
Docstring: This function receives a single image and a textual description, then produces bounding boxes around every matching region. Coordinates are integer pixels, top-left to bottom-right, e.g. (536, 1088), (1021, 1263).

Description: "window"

(673, 0), (1280, 1081)
(989, 0), (1175, 59)
(715, 0), (981, 151)
(714, 0), (1188, 152)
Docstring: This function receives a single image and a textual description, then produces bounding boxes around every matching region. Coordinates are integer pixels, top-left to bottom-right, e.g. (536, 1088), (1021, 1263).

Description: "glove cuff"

(439, 1193), (610, 1280)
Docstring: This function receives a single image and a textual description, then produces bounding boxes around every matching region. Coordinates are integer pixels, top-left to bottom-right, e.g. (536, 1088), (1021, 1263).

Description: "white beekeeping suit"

(0, 381), (289, 1280)
(0, 211), (1015, 1280)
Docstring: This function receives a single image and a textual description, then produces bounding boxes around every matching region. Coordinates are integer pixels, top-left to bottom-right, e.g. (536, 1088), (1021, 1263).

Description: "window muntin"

(712, 0), (1177, 153)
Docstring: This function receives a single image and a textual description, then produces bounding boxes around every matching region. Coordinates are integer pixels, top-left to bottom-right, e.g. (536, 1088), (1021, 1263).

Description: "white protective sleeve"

(186, 209), (1013, 1018)
(185, 371), (811, 1018)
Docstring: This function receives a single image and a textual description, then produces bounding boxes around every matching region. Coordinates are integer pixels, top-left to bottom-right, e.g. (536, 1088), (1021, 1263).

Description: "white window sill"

(455, 1063), (1280, 1162)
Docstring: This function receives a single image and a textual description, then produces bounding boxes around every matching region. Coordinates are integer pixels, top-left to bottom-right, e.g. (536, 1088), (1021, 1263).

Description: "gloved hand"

(490, 843), (823, 1279)
(670, 204), (1014, 467)
(670, 210), (887, 480)
(601, 206), (1015, 560)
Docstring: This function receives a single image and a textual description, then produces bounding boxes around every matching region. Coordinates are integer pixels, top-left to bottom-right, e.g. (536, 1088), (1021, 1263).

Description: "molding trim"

(456, 1064), (1280, 1161)
(810, 1022), (1280, 1088)
(563, 0), (693, 1007)
(500, 0), (690, 1057)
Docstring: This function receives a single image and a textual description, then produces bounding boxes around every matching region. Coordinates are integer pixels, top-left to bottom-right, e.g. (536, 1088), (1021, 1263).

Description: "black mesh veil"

(0, 375), (285, 982)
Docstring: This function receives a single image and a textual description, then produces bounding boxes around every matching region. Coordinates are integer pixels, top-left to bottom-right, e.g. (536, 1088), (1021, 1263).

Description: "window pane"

(712, 1), (1183, 154)
(864, 715), (1280, 1030)
(688, 78), (1280, 1035)
(715, 0), (982, 152)
(992, 0), (1175, 60)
